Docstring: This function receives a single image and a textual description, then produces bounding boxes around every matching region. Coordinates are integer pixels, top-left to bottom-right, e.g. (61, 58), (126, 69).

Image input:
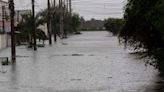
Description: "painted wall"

(0, 34), (10, 49)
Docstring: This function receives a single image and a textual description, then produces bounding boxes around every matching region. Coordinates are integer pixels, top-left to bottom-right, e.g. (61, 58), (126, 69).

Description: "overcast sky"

(3, 0), (126, 20)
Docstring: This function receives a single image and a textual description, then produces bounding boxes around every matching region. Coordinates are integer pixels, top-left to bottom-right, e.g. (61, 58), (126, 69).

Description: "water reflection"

(9, 64), (19, 92)
(140, 76), (164, 92)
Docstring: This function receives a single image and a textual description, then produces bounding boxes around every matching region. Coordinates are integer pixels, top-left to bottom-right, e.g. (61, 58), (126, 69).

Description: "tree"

(70, 13), (81, 34)
(119, 0), (164, 72)
(39, 5), (81, 38)
(17, 14), (47, 45)
(104, 18), (124, 35)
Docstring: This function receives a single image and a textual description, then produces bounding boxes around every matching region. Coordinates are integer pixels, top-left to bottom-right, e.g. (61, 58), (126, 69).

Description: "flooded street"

(0, 31), (163, 92)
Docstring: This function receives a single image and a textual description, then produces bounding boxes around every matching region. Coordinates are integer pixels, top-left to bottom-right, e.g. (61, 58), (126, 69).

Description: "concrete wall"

(0, 1), (9, 21)
(0, 34), (10, 49)
(0, 1), (11, 33)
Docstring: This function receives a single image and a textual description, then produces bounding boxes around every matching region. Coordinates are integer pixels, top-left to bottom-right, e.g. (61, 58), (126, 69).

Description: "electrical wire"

(7, 0), (125, 19)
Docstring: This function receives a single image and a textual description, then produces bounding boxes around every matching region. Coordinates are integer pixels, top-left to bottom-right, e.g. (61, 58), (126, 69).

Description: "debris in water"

(70, 78), (82, 81)
(88, 54), (95, 56)
(107, 77), (113, 79)
(16, 55), (30, 58)
(127, 72), (130, 74)
(72, 54), (84, 56)
(63, 54), (69, 56)
(0, 57), (10, 66)
(62, 43), (68, 45)
(0, 70), (7, 73)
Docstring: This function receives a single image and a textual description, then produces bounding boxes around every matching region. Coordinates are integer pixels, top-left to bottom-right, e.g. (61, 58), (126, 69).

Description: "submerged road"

(0, 31), (163, 92)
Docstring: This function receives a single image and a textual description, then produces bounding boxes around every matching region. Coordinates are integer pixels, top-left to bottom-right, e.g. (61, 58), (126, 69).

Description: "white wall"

(38, 23), (48, 36)
(0, 34), (10, 49)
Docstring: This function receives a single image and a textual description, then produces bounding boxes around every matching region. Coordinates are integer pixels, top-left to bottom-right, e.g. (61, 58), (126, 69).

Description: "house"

(0, 0), (11, 49)
(80, 18), (105, 31)
(0, 0), (9, 32)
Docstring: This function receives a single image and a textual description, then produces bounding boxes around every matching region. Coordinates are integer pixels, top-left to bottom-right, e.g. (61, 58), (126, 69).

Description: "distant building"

(80, 18), (105, 31)
(0, 0), (8, 12)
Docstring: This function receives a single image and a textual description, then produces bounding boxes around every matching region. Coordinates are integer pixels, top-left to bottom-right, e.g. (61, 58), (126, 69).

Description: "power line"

(72, 0), (125, 6)
(75, 9), (123, 15)
(73, 5), (123, 9)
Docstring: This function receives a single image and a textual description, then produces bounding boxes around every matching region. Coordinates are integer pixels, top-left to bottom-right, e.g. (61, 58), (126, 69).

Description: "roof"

(0, 0), (7, 3)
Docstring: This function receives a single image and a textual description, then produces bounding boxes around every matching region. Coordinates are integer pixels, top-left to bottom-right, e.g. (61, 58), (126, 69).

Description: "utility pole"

(53, 0), (57, 42)
(64, 0), (66, 8)
(69, 0), (72, 15)
(63, 0), (67, 38)
(2, 6), (5, 33)
(54, 0), (56, 6)
(17, 11), (20, 23)
(59, 0), (64, 38)
(32, 0), (37, 51)
(47, 0), (52, 45)
(67, 0), (69, 12)
(9, 0), (16, 63)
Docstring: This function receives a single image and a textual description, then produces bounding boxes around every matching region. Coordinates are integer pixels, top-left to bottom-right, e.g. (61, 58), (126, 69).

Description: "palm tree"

(119, 0), (164, 72)
(17, 13), (47, 46)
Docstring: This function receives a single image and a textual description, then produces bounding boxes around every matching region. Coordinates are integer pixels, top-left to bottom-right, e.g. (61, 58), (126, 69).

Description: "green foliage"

(80, 18), (105, 31)
(36, 29), (47, 40)
(119, 0), (164, 72)
(70, 13), (81, 33)
(104, 18), (124, 35)
(40, 5), (81, 35)
(17, 14), (33, 43)
(17, 4), (81, 44)
(17, 14), (47, 44)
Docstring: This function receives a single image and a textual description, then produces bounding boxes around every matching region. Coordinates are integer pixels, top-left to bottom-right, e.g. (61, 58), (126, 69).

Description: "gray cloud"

(4, 0), (126, 20)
